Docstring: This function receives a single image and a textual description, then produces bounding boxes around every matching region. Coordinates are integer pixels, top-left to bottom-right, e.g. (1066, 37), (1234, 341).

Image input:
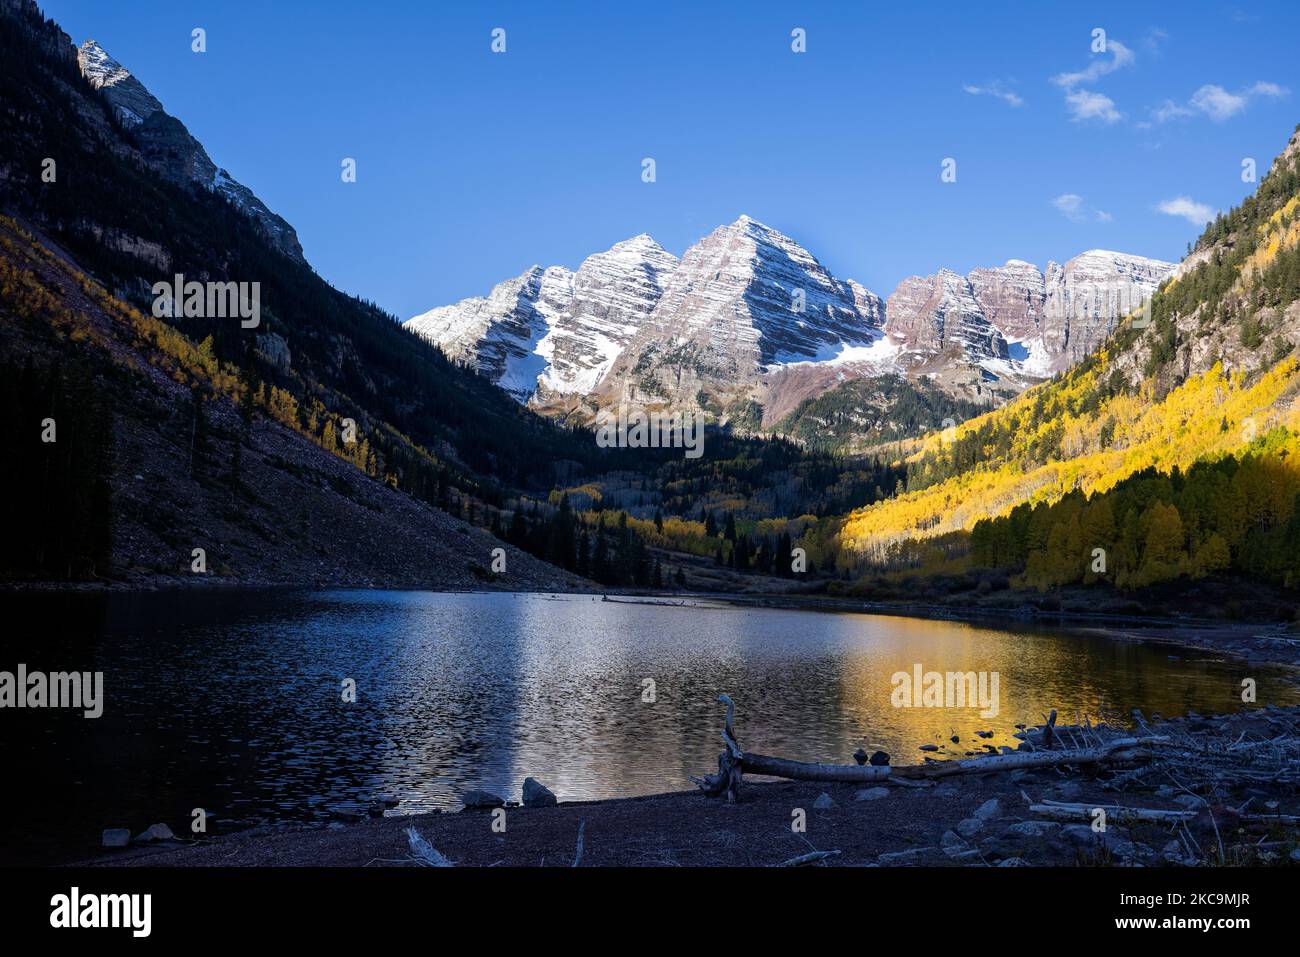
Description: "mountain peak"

(76, 38), (160, 126)
(77, 39), (131, 90)
(1069, 248), (1174, 268)
(730, 213), (784, 235)
(609, 232), (666, 254)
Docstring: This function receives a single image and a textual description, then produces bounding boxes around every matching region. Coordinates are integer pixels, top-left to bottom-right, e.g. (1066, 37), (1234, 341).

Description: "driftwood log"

(1029, 800), (1300, 826)
(692, 695), (1167, 802)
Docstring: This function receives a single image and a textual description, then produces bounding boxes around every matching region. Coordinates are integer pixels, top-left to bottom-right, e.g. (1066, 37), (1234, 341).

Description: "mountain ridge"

(407, 218), (1175, 444)
(74, 38), (305, 263)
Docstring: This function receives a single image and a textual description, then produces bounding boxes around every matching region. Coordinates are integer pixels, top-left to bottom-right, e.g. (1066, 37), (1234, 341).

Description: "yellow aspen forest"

(838, 355), (1300, 569)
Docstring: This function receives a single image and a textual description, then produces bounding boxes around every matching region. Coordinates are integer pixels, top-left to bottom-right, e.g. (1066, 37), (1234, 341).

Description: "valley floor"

(79, 706), (1300, 868)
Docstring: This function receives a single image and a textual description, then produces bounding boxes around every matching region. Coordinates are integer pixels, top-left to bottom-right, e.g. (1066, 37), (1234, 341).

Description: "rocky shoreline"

(81, 705), (1300, 868)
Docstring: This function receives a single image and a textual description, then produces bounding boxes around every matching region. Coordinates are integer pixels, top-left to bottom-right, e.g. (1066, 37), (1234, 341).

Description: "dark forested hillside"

(0, 0), (879, 587)
(0, 3), (609, 500)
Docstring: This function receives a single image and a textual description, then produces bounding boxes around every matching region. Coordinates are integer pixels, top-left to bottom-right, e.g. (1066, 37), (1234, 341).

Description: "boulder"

(813, 792), (835, 810)
(940, 829), (968, 858)
(1061, 824), (1142, 862)
(102, 828), (131, 848)
(460, 789), (506, 810)
(133, 823), (175, 843)
(981, 820), (1063, 861)
(854, 787), (890, 802)
(521, 777), (558, 808)
(1005, 820), (1059, 838)
(956, 817), (984, 838)
(1049, 781), (1082, 801)
(973, 798), (1001, 821)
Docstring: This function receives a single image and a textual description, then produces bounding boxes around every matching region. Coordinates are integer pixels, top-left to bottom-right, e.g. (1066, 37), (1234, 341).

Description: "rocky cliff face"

(405, 265), (570, 401)
(595, 216), (882, 412)
(1040, 250), (1175, 365)
(885, 268), (1010, 363)
(967, 260), (1046, 345)
(892, 253), (1175, 373)
(535, 234), (678, 403)
(75, 39), (305, 263)
(406, 235), (679, 405)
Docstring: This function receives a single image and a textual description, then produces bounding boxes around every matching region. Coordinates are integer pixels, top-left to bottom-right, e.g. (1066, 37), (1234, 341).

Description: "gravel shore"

(81, 706), (1300, 868)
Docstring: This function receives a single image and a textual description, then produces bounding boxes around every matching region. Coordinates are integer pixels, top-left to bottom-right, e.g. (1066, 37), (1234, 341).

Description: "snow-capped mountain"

(536, 235), (679, 404)
(594, 216), (884, 411)
(76, 39), (304, 262)
(406, 217), (1175, 430)
(405, 265), (572, 401)
(406, 235), (679, 405)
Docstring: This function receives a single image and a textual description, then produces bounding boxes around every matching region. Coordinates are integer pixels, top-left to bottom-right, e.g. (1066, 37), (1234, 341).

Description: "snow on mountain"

(535, 234), (678, 399)
(886, 268), (1010, 363)
(77, 38), (161, 126)
(407, 216), (1175, 426)
(1041, 250), (1176, 365)
(884, 251), (1177, 392)
(406, 265), (570, 402)
(75, 39), (304, 262)
(406, 235), (678, 405)
(594, 216), (883, 411)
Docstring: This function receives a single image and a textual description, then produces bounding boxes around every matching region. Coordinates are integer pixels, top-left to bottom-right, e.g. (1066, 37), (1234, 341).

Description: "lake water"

(3, 589), (1295, 863)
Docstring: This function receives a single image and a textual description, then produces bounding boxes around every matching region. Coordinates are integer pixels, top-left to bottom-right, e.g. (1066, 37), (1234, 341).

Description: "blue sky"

(40, 1), (1300, 319)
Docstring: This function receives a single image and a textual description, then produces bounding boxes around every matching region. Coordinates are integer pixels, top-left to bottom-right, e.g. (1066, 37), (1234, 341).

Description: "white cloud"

(1151, 99), (1194, 123)
(1153, 81), (1289, 123)
(1157, 196), (1215, 226)
(1065, 89), (1121, 123)
(1052, 39), (1131, 123)
(1052, 39), (1135, 88)
(1053, 194), (1111, 223)
(1053, 194), (1084, 219)
(1189, 84), (1247, 120)
(963, 81), (1024, 107)
(1248, 81), (1288, 98)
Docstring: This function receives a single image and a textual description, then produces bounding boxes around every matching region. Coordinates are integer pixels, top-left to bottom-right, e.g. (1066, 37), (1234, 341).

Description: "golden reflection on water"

(363, 593), (1282, 809)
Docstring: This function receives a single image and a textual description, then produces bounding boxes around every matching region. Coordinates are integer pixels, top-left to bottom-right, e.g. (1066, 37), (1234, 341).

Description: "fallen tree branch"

(406, 826), (454, 867)
(774, 849), (842, 867)
(693, 695), (1167, 800)
(1030, 800), (1300, 826)
(739, 741), (1161, 783)
(572, 820), (585, 867)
